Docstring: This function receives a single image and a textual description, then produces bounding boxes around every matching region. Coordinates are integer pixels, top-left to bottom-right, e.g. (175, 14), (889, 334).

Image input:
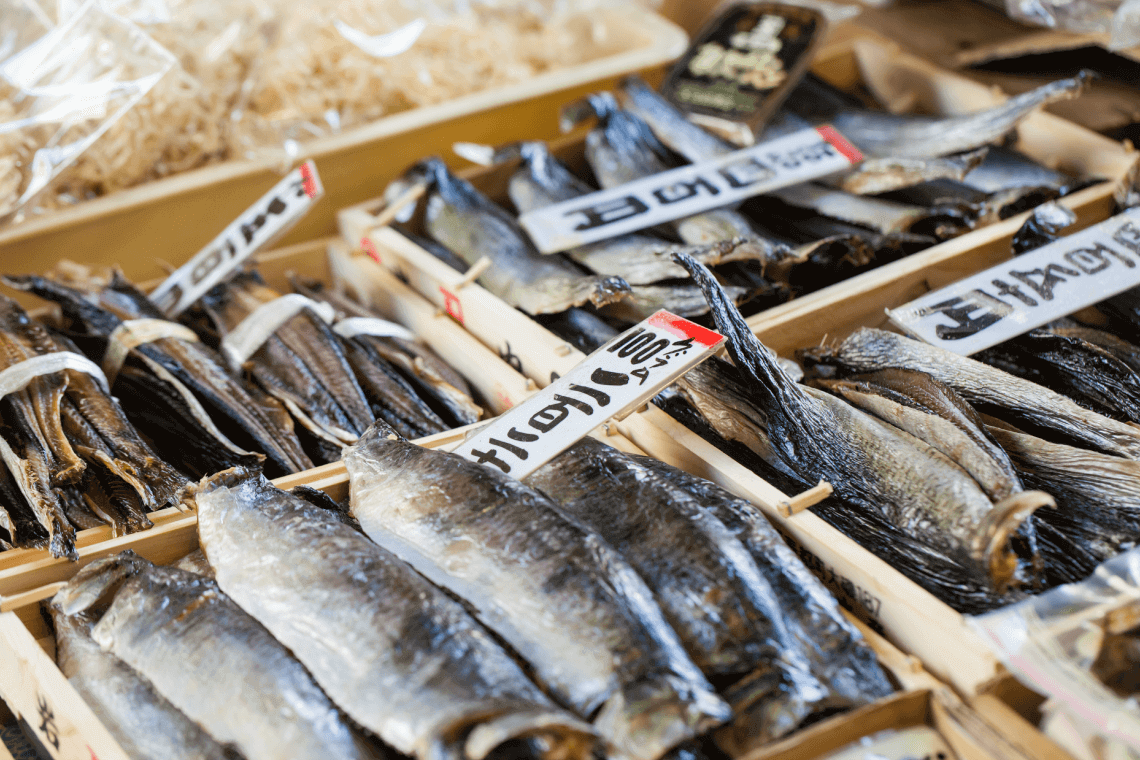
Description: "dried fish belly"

(345, 424), (731, 760)
(196, 467), (596, 760)
(674, 253), (1047, 594)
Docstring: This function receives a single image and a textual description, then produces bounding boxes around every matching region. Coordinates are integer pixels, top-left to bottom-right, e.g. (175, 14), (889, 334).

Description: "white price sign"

(453, 310), (724, 479)
(150, 161), (324, 316)
(889, 208), (1140, 355)
(519, 126), (862, 254)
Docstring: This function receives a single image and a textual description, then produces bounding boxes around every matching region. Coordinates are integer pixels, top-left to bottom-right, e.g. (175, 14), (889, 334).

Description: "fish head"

(52, 550), (153, 616)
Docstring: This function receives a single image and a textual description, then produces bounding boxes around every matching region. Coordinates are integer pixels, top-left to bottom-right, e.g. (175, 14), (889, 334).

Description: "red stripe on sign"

(440, 287), (464, 325)
(300, 161), (319, 198)
(361, 237), (381, 264)
(815, 125), (863, 164)
(648, 310), (723, 347)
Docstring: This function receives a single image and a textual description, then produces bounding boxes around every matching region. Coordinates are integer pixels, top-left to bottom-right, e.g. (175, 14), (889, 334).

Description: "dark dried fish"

(829, 151), (991, 196)
(197, 467), (597, 760)
(1010, 201), (1077, 254)
(533, 308), (619, 354)
(346, 424), (731, 760)
(55, 552), (382, 760)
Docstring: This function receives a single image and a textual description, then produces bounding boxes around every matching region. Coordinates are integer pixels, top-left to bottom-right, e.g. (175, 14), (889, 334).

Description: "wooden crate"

(0, 7), (687, 302)
(0, 434), (1035, 760)
(0, 236), (533, 599)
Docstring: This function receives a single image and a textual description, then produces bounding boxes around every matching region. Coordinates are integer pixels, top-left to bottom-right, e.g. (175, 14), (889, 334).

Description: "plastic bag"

(969, 548), (1140, 760)
(991, 0), (1140, 50)
(0, 0), (174, 222)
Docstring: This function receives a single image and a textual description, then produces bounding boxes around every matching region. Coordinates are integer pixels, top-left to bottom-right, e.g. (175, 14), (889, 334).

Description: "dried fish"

(673, 252), (1047, 593)
(51, 605), (238, 760)
(618, 76), (736, 163)
(829, 151), (991, 196)
(771, 183), (972, 239)
(528, 439), (834, 736)
(603, 282), (750, 323)
(963, 145), (1073, 195)
(55, 552), (382, 760)
(345, 423), (732, 760)
(7, 271), (313, 477)
(197, 467), (597, 760)
(533, 308), (619, 354)
(410, 158), (632, 315)
(803, 328), (1140, 459)
(1010, 201), (1076, 254)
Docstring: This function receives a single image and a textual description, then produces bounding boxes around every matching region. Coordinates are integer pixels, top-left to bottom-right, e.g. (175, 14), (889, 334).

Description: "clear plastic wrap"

(970, 548), (1140, 760)
(984, 0), (1140, 49)
(0, 0), (174, 222)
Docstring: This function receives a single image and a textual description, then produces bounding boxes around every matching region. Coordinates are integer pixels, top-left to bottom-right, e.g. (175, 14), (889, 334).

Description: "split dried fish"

(803, 328), (1140, 459)
(345, 423), (731, 760)
(51, 605), (237, 760)
(673, 252), (1047, 593)
(412, 158), (632, 315)
(528, 437), (834, 746)
(196, 467), (596, 760)
(55, 552), (382, 760)
(771, 183), (972, 239)
(828, 151), (990, 196)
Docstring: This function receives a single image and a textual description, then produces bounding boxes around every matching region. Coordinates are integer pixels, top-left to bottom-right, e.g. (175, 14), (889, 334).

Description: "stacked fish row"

(49, 428), (895, 760)
(1, 263), (482, 557)
(386, 72), (1094, 350)
(657, 209), (1140, 615)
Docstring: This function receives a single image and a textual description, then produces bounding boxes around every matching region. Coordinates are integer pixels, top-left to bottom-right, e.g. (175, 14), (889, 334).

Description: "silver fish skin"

(56, 552), (381, 760)
(813, 328), (1140, 459)
(196, 466), (596, 760)
(627, 455), (895, 707)
(527, 438), (831, 745)
(51, 606), (237, 760)
(618, 76), (736, 163)
(831, 73), (1090, 159)
(419, 158), (631, 315)
(505, 141), (790, 282)
(345, 425), (731, 760)
(603, 283), (750, 322)
(770, 183), (956, 235)
(826, 150), (989, 196)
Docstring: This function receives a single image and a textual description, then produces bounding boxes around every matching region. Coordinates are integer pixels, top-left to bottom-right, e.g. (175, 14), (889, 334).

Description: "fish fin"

(594, 677), (731, 760)
(52, 550), (151, 614)
(981, 490), (1055, 593)
(193, 463), (266, 496)
(462, 710), (597, 760)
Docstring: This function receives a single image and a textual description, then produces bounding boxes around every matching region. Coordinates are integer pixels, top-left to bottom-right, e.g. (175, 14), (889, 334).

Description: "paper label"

(150, 161), (324, 316)
(518, 126), (861, 254)
(0, 352), (109, 401)
(820, 727), (953, 760)
(103, 318), (200, 384)
(452, 310), (724, 479)
(888, 208), (1140, 355)
(220, 294), (335, 370)
(333, 317), (417, 342)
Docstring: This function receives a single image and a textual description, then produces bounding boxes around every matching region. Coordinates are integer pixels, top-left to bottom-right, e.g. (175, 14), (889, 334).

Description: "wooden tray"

(0, 236), (531, 598)
(0, 7), (687, 300)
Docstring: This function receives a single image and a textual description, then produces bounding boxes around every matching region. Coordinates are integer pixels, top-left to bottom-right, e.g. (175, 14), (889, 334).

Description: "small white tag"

(0, 352), (109, 399)
(150, 161), (324, 317)
(518, 126), (862, 254)
(333, 317), (417, 343)
(888, 208), (1140, 355)
(452, 310), (724, 479)
(221, 294), (335, 370)
(819, 726), (954, 760)
(103, 318), (201, 385)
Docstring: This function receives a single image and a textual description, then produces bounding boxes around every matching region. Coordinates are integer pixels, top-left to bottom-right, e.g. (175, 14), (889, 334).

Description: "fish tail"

(462, 709), (597, 760)
(980, 490), (1054, 592)
(52, 550), (151, 614)
(594, 676), (731, 760)
(717, 663), (835, 755)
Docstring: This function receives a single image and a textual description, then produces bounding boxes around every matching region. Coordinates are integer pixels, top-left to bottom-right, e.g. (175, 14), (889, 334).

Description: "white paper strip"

(0, 352), (109, 399)
(221, 294), (335, 370)
(103, 318), (201, 384)
(333, 317), (417, 343)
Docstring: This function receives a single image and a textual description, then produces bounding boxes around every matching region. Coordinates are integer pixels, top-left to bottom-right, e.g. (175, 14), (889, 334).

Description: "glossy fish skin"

(534, 308), (619, 354)
(630, 455), (894, 706)
(345, 424), (731, 760)
(527, 438), (831, 745)
(50, 605), (237, 760)
(340, 337), (448, 440)
(197, 467), (596, 760)
(200, 273), (373, 460)
(618, 76), (735, 163)
(7, 272), (313, 477)
(1009, 201), (1076, 254)
(603, 282), (750, 323)
(56, 552), (381, 760)
(674, 253), (1043, 592)
(803, 328), (1140, 459)
(415, 158), (631, 315)
(962, 145), (1072, 195)
(1045, 324), (1140, 375)
(813, 368), (1023, 502)
(829, 151), (990, 196)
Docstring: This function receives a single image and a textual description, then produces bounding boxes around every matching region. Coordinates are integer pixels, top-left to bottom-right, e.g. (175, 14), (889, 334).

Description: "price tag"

(519, 126), (861, 254)
(150, 161), (324, 317)
(888, 208), (1140, 355)
(452, 310), (724, 479)
(819, 727), (954, 760)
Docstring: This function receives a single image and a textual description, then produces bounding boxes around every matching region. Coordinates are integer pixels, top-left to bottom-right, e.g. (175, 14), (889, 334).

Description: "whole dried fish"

(50, 605), (237, 760)
(197, 467), (597, 760)
(963, 145), (1073, 195)
(55, 552), (382, 760)
(199, 271), (373, 463)
(829, 151), (991, 196)
(534, 308), (619, 354)
(603, 282), (750, 323)
(345, 424), (732, 760)
(674, 253), (1047, 593)
(618, 76), (736, 163)
(770, 183), (972, 239)
(803, 328), (1140, 459)
(527, 437), (833, 747)
(7, 271), (313, 477)
(412, 158), (632, 315)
